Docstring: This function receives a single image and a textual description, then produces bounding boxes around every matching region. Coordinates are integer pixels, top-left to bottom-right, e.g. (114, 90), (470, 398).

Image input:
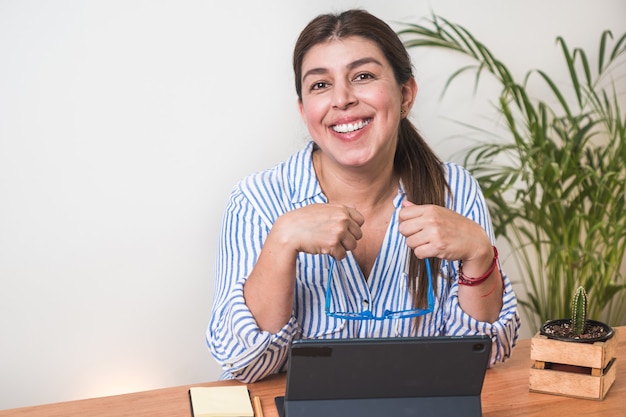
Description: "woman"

(207, 9), (519, 383)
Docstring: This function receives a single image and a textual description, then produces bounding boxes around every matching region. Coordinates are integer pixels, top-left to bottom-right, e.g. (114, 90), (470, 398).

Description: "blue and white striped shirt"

(207, 141), (520, 382)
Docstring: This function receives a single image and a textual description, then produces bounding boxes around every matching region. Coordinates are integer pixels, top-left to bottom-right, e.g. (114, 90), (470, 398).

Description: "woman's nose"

(332, 81), (357, 110)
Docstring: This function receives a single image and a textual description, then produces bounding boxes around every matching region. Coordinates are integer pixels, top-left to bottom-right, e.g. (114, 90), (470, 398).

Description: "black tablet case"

(275, 335), (491, 417)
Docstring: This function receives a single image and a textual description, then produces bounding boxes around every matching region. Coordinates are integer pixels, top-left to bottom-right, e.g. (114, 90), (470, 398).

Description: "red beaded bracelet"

(458, 246), (499, 286)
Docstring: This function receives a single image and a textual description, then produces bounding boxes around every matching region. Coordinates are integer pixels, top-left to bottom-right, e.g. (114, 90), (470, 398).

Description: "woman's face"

(298, 36), (416, 171)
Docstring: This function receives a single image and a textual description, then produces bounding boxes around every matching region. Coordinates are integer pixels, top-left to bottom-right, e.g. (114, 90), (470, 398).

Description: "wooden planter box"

(529, 328), (619, 400)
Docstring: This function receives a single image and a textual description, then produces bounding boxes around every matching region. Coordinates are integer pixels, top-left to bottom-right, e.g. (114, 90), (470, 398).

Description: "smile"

(332, 119), (371, 133)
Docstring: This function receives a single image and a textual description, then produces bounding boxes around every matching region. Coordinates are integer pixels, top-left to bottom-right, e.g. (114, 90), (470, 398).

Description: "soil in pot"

(540, 319), (614, 343)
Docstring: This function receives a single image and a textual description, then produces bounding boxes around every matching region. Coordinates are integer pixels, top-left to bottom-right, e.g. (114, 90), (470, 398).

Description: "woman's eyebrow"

(302, 57), (383, 81)
(347, 57), (383, 71)
(302, 67), (328, 81)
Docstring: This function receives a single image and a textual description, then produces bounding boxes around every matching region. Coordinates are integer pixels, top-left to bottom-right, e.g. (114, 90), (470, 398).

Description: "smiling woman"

(206, 9), (520, 384)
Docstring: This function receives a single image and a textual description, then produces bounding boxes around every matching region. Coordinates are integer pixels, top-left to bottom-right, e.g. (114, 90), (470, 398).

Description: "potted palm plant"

(398, 15), (626, 334)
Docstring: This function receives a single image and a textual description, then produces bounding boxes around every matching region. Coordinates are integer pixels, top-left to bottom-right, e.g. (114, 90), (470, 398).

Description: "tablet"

(275, 335), (491, 417)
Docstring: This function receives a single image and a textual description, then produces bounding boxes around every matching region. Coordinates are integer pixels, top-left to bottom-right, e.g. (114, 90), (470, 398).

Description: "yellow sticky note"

(189, 385), (254, 417)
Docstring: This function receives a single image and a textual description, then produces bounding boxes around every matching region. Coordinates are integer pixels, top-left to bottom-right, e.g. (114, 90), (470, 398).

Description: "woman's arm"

(207, 184), (364, 381)
(244, 203), (364, 332)
(398, 201), (503, 322)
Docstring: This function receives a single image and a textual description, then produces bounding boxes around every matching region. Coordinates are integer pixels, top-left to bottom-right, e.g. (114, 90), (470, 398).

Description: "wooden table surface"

(2, 327), (623, 417)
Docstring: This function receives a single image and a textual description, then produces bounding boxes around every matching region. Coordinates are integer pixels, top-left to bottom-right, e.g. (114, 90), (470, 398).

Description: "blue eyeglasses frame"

(324, 256), (435, 320)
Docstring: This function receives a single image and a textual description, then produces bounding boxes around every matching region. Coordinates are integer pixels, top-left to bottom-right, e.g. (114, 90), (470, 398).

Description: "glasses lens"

(325, 257), (433, 320)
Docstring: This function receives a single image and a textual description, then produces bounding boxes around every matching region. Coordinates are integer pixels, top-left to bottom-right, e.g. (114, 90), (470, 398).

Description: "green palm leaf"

(400, 14), (626, 332)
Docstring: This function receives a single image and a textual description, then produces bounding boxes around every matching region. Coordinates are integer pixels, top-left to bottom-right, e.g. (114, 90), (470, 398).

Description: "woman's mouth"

(332, 118), (371, 133)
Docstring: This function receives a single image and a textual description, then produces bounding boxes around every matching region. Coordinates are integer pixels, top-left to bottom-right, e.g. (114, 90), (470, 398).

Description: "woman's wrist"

(270, 213), (302, 255)
(458, 246), (498, 286)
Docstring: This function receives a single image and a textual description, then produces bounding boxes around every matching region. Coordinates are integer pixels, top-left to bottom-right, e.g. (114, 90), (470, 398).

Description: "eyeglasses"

(324, 256), (434, 320)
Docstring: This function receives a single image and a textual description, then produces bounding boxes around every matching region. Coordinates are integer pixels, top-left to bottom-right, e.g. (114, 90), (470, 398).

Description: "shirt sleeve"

(443, 272), (520, 365)
(442, 163), (521, 365)
(206, 185), (300, 383)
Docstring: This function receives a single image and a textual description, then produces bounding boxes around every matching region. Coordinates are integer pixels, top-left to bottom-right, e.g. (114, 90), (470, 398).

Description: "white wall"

(1, 0), (624, 410)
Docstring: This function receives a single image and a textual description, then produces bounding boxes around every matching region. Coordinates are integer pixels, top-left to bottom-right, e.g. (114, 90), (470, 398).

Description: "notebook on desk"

(274, 335), (492, 417)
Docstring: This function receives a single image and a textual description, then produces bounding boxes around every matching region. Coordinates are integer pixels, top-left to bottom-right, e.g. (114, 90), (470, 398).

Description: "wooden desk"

(2, 327), (623, 417)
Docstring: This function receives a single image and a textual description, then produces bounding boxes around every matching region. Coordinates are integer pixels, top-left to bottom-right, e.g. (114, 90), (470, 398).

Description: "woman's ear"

(401, 77), (418, 115)
(298, 97), (312, 131)
(297, 98), (305, 119)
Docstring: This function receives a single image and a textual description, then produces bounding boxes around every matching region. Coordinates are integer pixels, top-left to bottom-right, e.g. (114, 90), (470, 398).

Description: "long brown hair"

(293, 10), (449, 310)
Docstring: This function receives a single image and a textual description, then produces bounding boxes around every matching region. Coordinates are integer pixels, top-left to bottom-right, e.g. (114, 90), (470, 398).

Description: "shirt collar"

(289, 141), (405, 205)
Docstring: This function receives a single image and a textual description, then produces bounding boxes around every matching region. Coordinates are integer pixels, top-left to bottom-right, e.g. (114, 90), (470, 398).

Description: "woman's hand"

(272, 203), (365, 260)
(398, 200), (491, 264)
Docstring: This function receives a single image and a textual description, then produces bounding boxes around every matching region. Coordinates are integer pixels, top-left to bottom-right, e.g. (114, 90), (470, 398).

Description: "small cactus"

(571, 286), (588, 336)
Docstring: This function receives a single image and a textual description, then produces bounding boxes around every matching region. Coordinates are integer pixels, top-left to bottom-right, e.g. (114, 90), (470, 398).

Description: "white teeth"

(332, 119), (370, 133)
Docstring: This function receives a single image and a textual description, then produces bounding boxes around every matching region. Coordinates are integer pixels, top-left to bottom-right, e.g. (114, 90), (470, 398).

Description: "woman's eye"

(354, 73), (374, 82)
(310, 82), (328, 91)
